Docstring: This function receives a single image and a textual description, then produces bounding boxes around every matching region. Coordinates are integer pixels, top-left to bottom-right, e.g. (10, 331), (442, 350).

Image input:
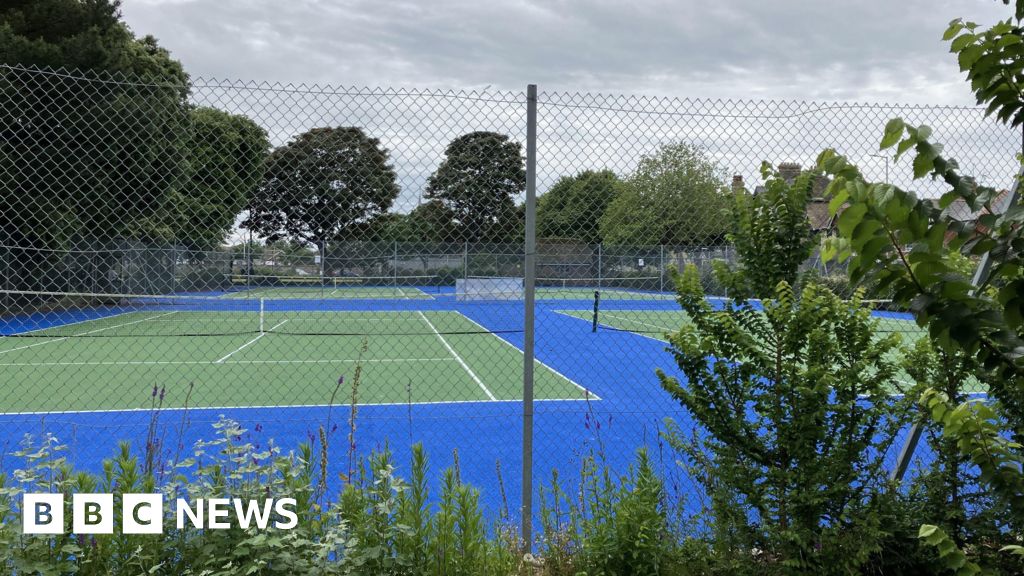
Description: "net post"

(592, 290), (600, 332)
(393, 240), (399, 288)
(597, 243), (602, 290)
(521, 83), (537, 553)
(259, 297), (265, 335)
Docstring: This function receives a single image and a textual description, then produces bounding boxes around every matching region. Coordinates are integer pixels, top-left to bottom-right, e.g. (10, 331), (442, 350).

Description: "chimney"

(778, 162), (801, 183)
(731, 175), (745, 193)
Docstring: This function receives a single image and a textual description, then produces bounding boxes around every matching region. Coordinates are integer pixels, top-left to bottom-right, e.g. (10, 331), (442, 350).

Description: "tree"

(714, 162), (818, 299)
(163, 107), (269, 252)
(425, 131), (525, 243)
(405, 200), (459, 243)
(537, 170), (620, 244)
(599, 143), (730, 246)
(815, 0), (1024, 569)
(658, 178), (907, 572)
(243, 127), (400, 255)
(0, 0), (190, 297)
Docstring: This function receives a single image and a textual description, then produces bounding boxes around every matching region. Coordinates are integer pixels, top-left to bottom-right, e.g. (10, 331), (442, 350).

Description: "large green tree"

(166, 107), (269, 252)
(425, 131), (525, 243)
(0, 0), (190, 296)
(599, 143), (730, 246)
(537, 170), (620, 244)
(243, 127), (400, 254)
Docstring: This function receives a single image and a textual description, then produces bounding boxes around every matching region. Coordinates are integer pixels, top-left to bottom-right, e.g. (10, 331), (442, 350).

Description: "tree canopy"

(0, 0), (191, 297)
(714, 163), (817, 299)
(425, 131), (525, 243)
(537, 170), (621, 244)
(243, 127), (400, 251)
(599, 143), (730, 246)
(167, 107), (269, 252)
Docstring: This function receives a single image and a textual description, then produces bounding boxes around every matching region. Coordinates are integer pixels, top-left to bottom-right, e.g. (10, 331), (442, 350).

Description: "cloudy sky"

(118, 0), (1009, 105)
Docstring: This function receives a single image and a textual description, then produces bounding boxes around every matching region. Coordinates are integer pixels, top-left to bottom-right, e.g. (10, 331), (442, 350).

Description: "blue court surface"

(0, 286), (949, 524)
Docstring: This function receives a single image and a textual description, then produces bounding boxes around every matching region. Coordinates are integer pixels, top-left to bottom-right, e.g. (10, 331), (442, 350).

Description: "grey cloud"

(122, 0), (1009, 103)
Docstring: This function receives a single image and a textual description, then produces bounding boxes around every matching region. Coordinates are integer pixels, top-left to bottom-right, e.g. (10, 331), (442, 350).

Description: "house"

(929, 189), (1012, 244)
(734, 162), (836, 233)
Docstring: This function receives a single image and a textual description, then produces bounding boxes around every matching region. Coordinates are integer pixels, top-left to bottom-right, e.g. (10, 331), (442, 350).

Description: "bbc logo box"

(23, 494), (163, 535)
(22, 494), (297, 534)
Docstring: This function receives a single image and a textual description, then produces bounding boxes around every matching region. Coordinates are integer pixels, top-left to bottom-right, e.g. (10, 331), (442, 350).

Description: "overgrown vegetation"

(811, 0), (1024, 572)
(656, 164), (924, 574)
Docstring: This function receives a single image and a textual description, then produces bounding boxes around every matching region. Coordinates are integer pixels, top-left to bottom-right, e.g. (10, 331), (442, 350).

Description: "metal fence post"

(393, 240), (399, 287)
(597, 243), (602, 289)
(889, 163), (1024, 482)
(659, 244), (665, 293)
(522, 83), (538, 552)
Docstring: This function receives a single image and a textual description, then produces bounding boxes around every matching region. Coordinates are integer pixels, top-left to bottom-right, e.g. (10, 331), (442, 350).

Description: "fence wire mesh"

(1, 64), (1019, 536)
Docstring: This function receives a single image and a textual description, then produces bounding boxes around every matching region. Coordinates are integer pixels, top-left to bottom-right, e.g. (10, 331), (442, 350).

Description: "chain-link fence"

(1, 64), (1019, 542)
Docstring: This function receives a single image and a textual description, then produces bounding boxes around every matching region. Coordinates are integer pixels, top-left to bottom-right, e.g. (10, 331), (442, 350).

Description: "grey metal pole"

(522, 83), (538, 552)
(597, 244), (602, 290)
(394, 240), (399, 288)
(660, 244), (665, 293)
(890, 163), (1024, 482)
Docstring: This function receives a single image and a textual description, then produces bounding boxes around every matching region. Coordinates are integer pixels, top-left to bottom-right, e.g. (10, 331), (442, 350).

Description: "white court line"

(552, 310), (666, 344)
(416, 311), (497, 401)
(454, 311), (601, 400)
(214, 319), (288, 363)
(0, 311), (178, 356)
(411, 287), (436, 300)
(0, 396), (591, 417)
(0, 357), (454, 367)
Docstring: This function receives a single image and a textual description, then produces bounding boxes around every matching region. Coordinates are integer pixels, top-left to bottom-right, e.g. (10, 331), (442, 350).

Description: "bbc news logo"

(23, 494), (298, 534)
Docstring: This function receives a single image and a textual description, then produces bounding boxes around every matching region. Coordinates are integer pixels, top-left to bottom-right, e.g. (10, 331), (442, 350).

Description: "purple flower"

(338, 375), (345, 386)
(255, 423), (263, 433)
(159, 386), (165, 401)
(151, 385), (158, 398)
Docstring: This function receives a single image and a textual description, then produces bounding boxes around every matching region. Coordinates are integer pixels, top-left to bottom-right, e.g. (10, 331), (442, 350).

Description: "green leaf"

(828, 189), (849, 216)
(913, 151), (936, 179)
(881, 119), (905, 150)
(837, 203), (868, 237)
(943, 20), (965, 41)
(949, 33), (977, 52)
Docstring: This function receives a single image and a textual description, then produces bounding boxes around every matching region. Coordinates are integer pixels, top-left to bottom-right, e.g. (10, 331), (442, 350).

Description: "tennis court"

(556, 307), (927, 342)
(0, 297), (594, 413)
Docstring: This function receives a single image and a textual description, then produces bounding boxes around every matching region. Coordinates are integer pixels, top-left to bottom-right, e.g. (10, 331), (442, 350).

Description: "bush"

(537, 448), (690, 575)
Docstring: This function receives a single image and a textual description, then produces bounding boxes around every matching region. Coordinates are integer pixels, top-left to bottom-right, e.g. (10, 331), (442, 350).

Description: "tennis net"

(0, 290), (517, 337)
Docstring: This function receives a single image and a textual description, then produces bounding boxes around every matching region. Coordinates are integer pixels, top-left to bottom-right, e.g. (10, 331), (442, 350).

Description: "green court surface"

(557, 308), (941, 394)
(0, 311), (591, 413)
(559, 309), (928, 342)
(221, 286), (436, 300)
